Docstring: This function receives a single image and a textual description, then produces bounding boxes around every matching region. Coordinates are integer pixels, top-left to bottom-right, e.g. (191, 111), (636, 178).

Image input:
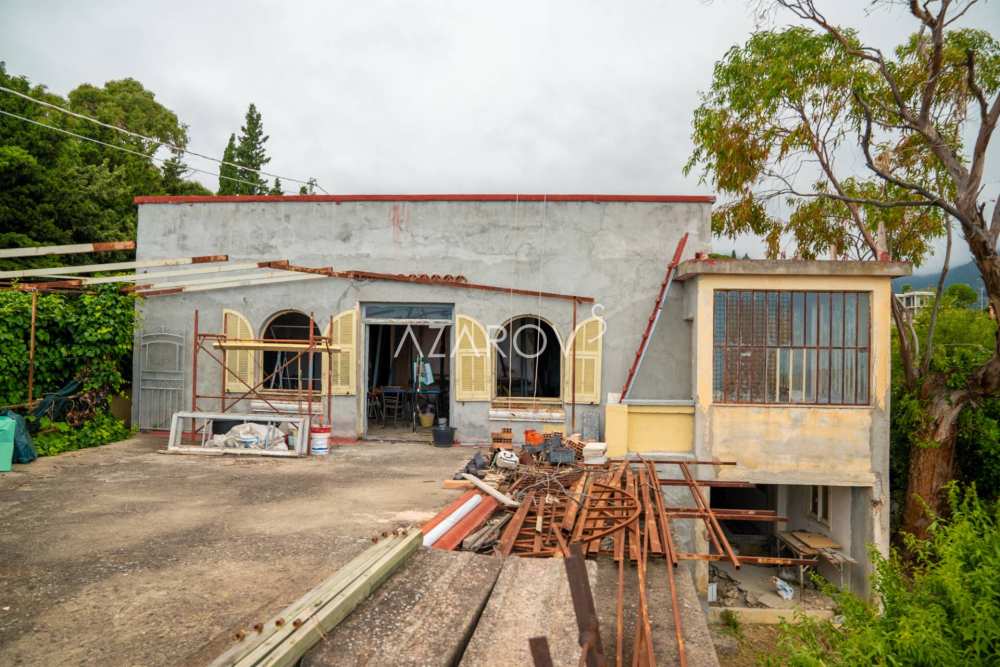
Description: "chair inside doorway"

(366, 322), (450, 442)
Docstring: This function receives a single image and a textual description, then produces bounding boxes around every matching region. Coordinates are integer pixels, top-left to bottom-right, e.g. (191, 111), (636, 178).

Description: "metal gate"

(137, 329), (185, 430)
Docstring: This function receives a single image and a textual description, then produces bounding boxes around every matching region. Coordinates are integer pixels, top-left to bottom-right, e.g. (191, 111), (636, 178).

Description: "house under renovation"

(130, 193), (908, 597)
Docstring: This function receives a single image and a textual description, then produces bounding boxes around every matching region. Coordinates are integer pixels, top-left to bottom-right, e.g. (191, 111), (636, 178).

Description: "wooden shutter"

(454, 315), (491, 401)
(323, 308), (357, 395)
(223, 309), (255, 393)
(564, 317), (603, 404)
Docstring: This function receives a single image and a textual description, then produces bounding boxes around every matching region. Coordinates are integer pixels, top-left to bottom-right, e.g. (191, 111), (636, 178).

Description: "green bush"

(31, 411), (131, 457)
(0, 286), (135, 405)
(764, 485), (1000, 665)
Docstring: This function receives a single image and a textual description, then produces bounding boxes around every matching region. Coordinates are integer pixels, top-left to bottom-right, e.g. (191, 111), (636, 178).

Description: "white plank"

(0, 241), (134, 258)
(138, 273), (325, 295)
(0, 255), (227, 279)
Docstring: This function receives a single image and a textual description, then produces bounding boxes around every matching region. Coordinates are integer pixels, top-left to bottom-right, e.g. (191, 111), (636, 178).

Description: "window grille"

(713, 290), (870, 405)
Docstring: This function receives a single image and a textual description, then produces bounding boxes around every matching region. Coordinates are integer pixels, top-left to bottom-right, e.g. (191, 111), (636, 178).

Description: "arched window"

(261, 311), (322, 391)
(495, 316), (561, 399)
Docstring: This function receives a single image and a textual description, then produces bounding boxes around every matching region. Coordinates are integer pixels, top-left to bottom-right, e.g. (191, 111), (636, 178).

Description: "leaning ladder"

(618, 233), (689, 402)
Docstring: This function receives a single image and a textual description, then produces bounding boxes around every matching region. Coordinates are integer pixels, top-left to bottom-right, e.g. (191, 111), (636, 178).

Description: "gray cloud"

(2, 0), (997, 272)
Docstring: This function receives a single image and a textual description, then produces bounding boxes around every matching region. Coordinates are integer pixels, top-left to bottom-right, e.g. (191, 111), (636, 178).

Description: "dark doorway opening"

(366, 323), (450, 441)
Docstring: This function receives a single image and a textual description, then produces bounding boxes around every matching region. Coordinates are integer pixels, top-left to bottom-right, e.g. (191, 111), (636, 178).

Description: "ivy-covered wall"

(0, 287), (135, 456)
(0, 287), (135, 406)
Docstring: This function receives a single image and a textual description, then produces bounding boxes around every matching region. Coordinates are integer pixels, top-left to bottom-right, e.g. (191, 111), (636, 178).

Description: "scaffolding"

(185, 309), (336, 454)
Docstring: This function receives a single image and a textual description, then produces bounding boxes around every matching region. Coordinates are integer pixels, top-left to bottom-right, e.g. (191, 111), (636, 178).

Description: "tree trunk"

(900, 387), (966, 539)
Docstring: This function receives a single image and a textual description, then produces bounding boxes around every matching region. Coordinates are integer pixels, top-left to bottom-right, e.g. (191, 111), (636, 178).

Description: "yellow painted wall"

(605, 403), (694, 456)
(692, 274), (892, 482)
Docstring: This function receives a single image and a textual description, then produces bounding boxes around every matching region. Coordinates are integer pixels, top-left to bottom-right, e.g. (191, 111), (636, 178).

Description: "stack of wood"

(212, 529), (421, 667)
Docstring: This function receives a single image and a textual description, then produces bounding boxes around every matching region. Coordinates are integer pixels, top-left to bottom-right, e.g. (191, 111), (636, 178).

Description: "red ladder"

(619, 233), (689, 401)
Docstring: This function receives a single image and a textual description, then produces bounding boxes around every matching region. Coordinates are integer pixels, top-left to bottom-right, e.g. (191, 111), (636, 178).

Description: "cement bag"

(223, 423), (287, 450)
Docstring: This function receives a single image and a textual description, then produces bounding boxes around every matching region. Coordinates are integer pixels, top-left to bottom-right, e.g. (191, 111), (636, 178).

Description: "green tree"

(268, 177), (282, 195)
(945, 283), (979, 309)
(298, 177), (317, 195)
(234, 103), (270, 194)
(686, 2), (1000, 537)
(0, 63), (207, 266)
(217, 133), (238, 195)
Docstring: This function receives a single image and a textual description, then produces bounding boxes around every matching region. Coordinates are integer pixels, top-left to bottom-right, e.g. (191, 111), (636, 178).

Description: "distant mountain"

(893, 260), (985, 294)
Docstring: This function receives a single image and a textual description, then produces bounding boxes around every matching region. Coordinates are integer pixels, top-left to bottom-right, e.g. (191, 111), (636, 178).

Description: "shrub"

(31, 411), (131, 457)
(764, 485), (1000, 665)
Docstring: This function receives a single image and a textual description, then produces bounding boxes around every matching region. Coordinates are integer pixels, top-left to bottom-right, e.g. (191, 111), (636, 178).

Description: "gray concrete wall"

(134, 199), (710, 441)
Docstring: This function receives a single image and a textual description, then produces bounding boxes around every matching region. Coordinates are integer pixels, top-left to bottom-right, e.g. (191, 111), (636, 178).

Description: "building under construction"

(125, 193), (908, 601)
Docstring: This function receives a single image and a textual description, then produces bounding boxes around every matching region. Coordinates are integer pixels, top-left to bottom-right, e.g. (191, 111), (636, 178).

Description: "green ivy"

(0, 286), (136, 406)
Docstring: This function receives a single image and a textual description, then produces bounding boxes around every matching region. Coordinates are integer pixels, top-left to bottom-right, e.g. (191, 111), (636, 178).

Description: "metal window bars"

(713, 290), (871, 405)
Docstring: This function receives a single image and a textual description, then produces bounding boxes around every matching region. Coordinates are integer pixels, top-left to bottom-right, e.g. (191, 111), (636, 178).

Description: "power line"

(0, 108), (269, 192)
(0, 84), (327, 193)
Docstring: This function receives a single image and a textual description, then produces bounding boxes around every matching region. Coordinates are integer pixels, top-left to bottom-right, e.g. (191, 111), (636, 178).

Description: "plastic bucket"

(310, 426), (331, 456)
(419, 412), (435, 428)
(432, 426), (456, 447)
(0, 417), (15, 472)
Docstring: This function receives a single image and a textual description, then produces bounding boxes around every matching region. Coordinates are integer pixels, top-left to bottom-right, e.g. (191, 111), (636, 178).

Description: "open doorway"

(365, 323), (450, 441)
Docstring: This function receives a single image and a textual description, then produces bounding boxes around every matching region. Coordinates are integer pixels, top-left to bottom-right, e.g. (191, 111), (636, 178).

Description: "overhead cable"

(0, 84), (326, 193)
(0, 108), (268, 191)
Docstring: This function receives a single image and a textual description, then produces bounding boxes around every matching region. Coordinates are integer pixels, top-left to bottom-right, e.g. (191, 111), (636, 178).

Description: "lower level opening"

(365, 323), (450, 441)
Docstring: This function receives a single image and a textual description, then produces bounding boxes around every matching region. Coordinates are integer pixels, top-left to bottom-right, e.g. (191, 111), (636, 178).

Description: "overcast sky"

(3, 0), (998, 272)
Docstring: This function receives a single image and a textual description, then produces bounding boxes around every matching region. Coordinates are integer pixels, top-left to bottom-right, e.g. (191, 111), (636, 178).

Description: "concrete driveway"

(0, 434), (474, 666)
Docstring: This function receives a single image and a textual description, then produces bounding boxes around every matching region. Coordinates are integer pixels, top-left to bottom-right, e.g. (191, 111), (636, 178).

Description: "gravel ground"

(0, 434), (477, 666)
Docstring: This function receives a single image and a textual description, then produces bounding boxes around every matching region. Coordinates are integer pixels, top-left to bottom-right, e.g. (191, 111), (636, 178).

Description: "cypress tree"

(268, 177), (282, 195)
(234, 104), (270, 194)
(218, 133), (238, 195)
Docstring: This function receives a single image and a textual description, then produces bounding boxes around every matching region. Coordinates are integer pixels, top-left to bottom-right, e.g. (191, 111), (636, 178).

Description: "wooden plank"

(211, 534), (404, 666)
(0, 254), (227, 279)
(461, 473), (520, 507)
(236, 530), (422, 667)
(0, 240), (134, 258)
(138, 272), (326, 295)
(442, 479), (475, 490)
(792, 531), (840, 549)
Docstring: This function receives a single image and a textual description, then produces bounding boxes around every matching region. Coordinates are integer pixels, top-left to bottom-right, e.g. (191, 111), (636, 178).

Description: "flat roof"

(133, 194), (716, 205)
(676, 258), (912, 280)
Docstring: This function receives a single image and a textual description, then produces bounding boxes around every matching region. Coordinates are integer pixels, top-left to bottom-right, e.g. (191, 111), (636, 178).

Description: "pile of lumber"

(212, 529), (421, 667)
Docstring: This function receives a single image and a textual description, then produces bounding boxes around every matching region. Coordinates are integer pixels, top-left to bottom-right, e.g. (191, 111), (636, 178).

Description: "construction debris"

(428, 448), (814, 666)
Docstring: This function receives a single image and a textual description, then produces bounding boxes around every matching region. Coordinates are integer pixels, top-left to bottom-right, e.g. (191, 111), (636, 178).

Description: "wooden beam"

(211, 533), (404, 666)
(137, 273), (325, 296)
(0, 254), (228, 279)
(233, 529), (422, 667)
(80, 260), (285, 285)
(0, 240), (135, 258)
(461, 473), (520, 507)
(134, 269), (301, 290)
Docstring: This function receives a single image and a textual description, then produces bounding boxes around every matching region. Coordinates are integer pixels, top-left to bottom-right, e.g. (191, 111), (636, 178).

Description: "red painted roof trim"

(133, 193), (715, 205)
